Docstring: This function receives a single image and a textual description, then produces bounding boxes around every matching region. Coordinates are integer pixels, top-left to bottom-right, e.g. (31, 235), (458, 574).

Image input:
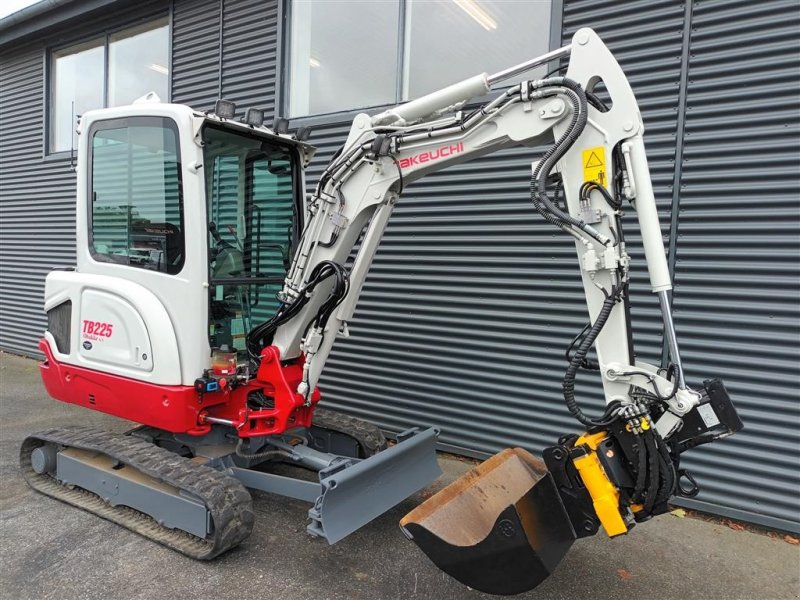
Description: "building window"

(50, 17), (169, 153)
(90, 117), (184, 275)
(287, 0), (552, 118)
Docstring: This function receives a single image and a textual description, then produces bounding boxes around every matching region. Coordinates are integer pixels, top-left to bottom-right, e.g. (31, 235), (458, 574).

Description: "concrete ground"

(1, 352), (798, 600)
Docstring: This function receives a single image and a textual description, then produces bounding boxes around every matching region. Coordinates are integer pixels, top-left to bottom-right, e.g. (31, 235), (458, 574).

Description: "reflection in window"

(288, 0), (552, 117)
(404, 1), (551, 99)
(289, 0), (399, 117)
(50, 18), (169, 153)
(109, 19), (169, 106)
(91, 119), (184, 274)
(51, 40), (104, 153)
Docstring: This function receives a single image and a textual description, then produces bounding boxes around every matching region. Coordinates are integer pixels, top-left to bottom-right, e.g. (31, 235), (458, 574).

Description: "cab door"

(202, 125), (299, 360)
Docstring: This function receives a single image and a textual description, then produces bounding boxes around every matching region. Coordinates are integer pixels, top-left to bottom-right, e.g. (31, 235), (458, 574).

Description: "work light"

(214, 99), (236, 119)
(244, 108), (264, 127)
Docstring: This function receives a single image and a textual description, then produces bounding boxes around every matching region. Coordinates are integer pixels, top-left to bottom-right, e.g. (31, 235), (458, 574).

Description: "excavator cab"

(44, 99), (314, 391)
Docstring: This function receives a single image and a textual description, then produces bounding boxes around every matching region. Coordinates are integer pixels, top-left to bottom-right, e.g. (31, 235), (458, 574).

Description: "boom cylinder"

(371, 74), (490, 126)
(487, 45), (573, 86)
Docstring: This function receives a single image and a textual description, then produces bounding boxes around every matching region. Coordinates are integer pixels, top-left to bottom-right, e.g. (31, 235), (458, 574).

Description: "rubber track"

(20, 426), (254, 559)
(312, 407), (388, 457)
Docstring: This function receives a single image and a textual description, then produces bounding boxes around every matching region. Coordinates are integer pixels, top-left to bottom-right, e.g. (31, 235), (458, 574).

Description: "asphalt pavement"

(1, 351), (798, 600)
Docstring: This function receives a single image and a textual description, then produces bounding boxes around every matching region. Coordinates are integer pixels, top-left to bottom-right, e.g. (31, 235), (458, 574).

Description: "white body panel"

(45, 271), (181, 384)
(67, 104), (208, 385)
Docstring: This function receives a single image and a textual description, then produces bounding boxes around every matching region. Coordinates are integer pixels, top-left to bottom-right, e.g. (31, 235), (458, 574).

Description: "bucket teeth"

(401, 448), (576, 595)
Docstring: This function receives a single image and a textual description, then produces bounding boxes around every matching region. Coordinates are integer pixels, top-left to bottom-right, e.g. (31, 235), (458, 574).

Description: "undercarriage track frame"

(21, 426), (254, 559)
(22, 415), (441, 552)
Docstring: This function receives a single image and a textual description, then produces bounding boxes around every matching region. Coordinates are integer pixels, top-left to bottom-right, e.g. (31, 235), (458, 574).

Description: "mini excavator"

(23, 29), (741, 595)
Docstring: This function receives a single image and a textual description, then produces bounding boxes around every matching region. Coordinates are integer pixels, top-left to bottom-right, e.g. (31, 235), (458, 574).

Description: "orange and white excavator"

(23, 28), (741, 595)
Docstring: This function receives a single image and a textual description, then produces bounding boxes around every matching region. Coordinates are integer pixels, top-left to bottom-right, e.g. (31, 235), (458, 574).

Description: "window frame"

(44, 12), (171, 159)
(278, 0), (564, 124)
(201, 122), (305, 289)
(86, 115), (186, 276)
(201, 123), (305, 352)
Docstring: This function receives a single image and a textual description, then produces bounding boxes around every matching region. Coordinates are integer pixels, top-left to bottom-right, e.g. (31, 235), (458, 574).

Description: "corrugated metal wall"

(0, 0), (167, 356)
(0, 49), (52, 354)
(221, 0), (279, 113)
(0, 0), (797, 532)
(668, 0), (800, 531)
(172, 0), (220, 111)
(171, 0), (279, 114)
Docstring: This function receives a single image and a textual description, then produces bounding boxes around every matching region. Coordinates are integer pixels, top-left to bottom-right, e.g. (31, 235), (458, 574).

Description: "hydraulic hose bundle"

(632, 426), (677, 513)
(526, 77), (680, 517)
(562, 283), (625, 427)
(524, 76), (627, 426)
(246, 260), (348, 361)
(529, 77), (608, 246)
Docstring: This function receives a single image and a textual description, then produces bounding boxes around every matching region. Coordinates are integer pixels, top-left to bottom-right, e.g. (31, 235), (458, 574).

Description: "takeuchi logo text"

(396, 143), (464, 169)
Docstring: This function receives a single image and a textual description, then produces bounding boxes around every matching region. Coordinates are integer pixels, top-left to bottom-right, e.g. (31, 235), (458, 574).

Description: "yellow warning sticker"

(582, 146), (607, 187)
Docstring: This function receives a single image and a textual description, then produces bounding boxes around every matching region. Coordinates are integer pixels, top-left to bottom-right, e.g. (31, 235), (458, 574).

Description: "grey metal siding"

(171, 0), (279, 115)
(669, 0), (800, 531)
(221, 0), (279, 116)
(172, 0), (220, 111)
(0, 49), (67, 356)
(0, 0), (168, 356)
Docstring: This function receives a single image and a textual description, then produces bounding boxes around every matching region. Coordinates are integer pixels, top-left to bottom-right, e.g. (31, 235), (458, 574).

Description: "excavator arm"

(245, 28), (742, 594)
(254, 28), (696, 437)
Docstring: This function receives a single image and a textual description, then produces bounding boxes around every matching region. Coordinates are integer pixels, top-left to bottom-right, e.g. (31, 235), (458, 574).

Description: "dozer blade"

(400, 447), (577, 595)
(308, 427), (442, 544)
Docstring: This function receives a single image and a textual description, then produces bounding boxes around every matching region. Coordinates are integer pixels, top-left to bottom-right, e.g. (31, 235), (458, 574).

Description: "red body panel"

(39, 339), (320, 437)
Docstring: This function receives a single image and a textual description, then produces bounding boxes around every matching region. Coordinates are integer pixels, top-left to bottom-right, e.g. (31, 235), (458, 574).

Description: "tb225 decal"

(82, 320), (114, 338)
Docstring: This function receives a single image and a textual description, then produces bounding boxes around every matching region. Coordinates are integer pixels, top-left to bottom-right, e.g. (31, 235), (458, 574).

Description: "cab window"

(90, 117), (184, 274)
(202, 125), (297, 352)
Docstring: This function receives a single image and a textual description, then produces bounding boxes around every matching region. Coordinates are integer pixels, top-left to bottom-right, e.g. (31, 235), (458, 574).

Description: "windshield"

(202, 124), (298, 355)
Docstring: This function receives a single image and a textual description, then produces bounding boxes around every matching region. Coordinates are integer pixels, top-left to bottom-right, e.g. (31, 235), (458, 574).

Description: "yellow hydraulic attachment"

(571, 432), (631, 537)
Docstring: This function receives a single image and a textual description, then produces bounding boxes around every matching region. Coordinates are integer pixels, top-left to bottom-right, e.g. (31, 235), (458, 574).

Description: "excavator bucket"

(400, 448), (577, 595)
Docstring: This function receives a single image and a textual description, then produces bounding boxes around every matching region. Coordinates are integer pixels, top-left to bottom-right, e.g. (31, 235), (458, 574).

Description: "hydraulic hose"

(562, 284), (623, 426)
(529, 77), (608, 245)
(643, 431), (660, 514)
(633, 434), (648, 502)
(246, 260), (349, 362)
(235, 438), (288, 462)
(655, 434), (677, 503)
